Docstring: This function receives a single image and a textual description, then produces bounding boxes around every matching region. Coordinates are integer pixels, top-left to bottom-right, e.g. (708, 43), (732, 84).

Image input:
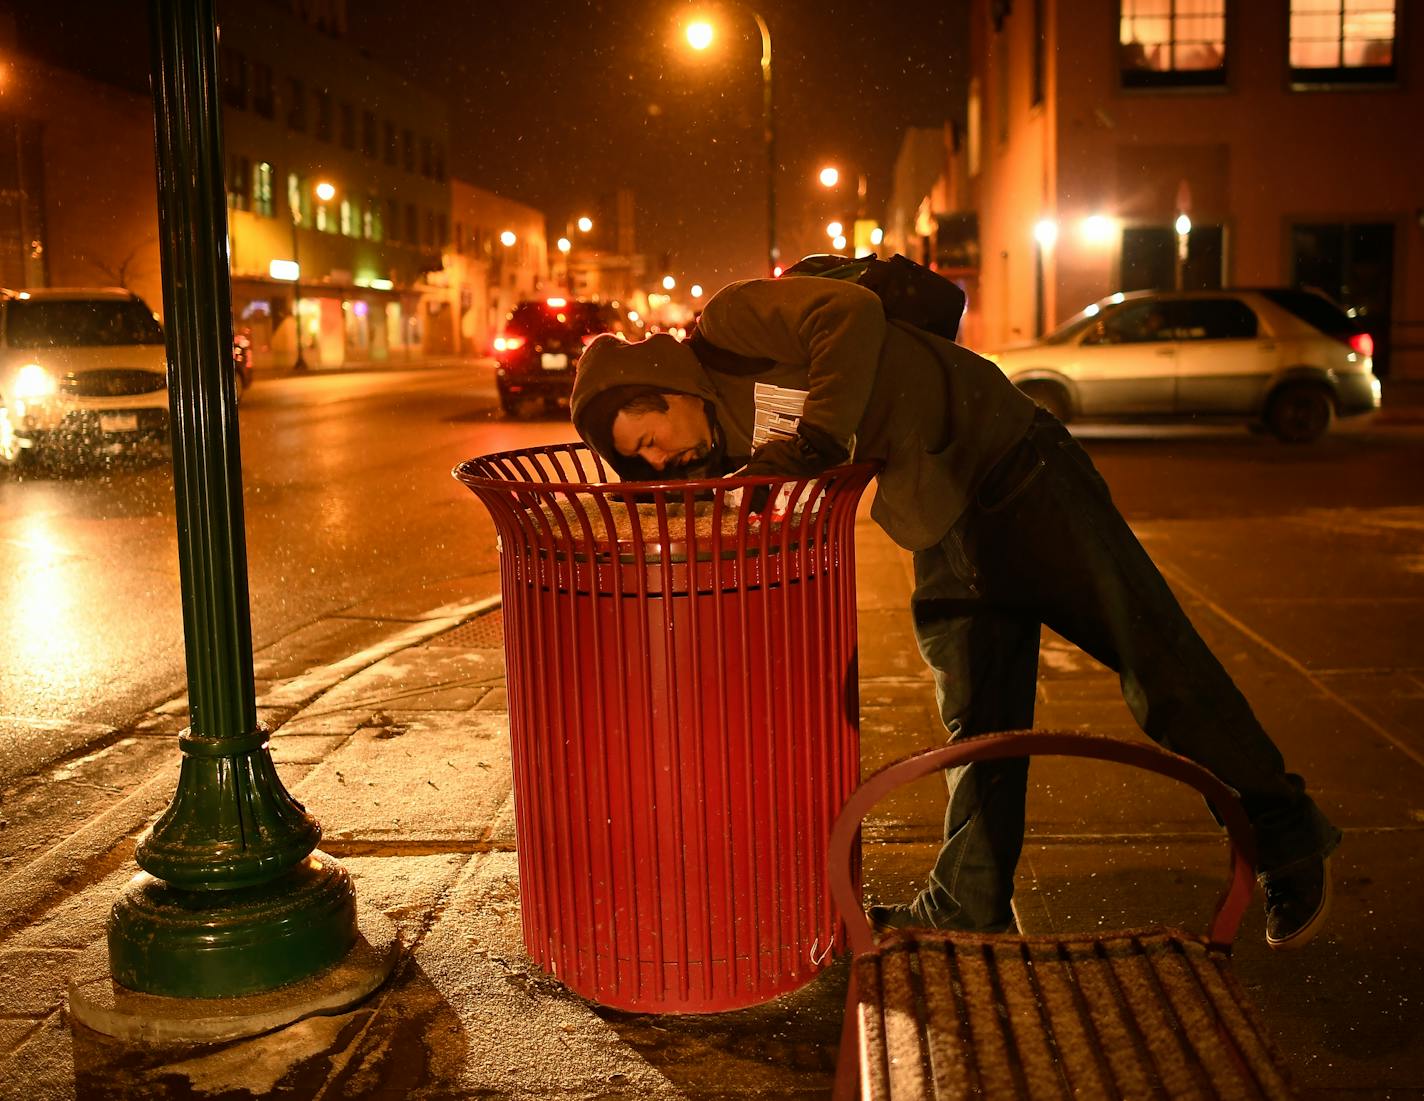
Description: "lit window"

(1290, 0), (1396, 85)
(1119, 0), (1226, 87)
(253, 162), (274, 217)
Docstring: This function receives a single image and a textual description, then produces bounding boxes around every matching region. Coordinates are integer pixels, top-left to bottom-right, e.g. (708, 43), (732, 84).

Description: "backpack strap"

(687, 328), (776, 377)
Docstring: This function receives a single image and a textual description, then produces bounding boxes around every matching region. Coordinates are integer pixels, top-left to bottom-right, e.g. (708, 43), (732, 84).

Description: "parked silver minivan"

(986, 289), (1381, 442)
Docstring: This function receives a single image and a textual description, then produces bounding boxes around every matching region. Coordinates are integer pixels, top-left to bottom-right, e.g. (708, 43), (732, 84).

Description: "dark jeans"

(906, 410), (1342, 931)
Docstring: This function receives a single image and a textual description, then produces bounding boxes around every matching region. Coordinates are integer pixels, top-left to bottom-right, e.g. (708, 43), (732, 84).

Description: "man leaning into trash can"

(569, 269), (1340, 951)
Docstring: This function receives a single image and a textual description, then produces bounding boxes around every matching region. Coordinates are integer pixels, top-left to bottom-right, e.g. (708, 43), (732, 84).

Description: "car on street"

(494, 297), (639, 417)
(984, 288), (1381, 442)
(0, 287), (169, 468)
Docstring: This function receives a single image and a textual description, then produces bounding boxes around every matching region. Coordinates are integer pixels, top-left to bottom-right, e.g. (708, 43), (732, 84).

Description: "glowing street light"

(1034, 218), (1059, 248)
(576, 216), (593, 233)
(662, 275), (677, 290)
(1175, 212), (1192, 236)
(500, 230), (517, 247)
(832, 234), (847, 251)
(691, 284), (704, 299)
(557, 237), (571, 254)
(686, 20), (715, 50)
(826, 221), (843, 239)
(314, 181), (336, 203)
(681, 9), (777, 274)
(818, 166), (840, 188)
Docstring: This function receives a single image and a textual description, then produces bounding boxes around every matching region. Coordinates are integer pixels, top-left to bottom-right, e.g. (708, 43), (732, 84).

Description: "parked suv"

(0, 287), (169, 467)
(494, 297), (638, 417)
(986, 288), (1380, 442)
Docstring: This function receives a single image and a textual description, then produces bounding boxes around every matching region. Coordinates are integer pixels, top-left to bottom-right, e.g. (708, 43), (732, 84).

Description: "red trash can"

(454, 444), (876, 1012)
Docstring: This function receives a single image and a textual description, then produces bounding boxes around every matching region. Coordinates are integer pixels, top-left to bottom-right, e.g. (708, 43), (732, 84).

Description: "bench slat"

(857, 928), (1297, 1100)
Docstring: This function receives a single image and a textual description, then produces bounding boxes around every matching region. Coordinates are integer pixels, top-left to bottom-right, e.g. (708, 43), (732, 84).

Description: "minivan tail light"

(493, 335), (525, 353)
(1348, 332), (1373, 359)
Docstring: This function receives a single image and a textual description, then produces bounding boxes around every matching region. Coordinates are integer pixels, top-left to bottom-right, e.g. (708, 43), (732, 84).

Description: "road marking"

(1160, 563), (1424, 772)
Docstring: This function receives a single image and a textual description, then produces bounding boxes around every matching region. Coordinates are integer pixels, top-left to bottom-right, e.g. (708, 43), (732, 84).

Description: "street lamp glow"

(576, 216), (593, 233)
(832, 234), (847, 251)
(1081, 214), (1116, 245)
(1034, 218), (1059, 248)
(557, 237), (571, 253)
(686, 20), (715, 50)
(690, 284), (704, 299)
(500, 230), (516, 247)
(1175, 212), (1192, 236)
(314, 181), (336, 203)
(870, 226), (884, 245)
(662, 275), (676, 290)
(826, 221), (843, 239)
(818, 166), (840, 188)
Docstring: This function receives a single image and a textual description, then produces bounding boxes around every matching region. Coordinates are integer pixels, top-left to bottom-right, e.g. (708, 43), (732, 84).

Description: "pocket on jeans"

(975, 439), (1046, 513)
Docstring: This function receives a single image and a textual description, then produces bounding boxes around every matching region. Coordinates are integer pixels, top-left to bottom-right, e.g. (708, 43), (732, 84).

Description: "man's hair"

(618, 392), (671, 417)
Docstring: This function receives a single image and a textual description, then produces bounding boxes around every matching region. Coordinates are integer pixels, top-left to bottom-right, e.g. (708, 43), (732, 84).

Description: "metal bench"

(828, 731), (1298, 1100)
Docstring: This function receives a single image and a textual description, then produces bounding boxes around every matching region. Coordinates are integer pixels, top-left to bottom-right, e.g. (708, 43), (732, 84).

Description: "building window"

(252, 62), (275, 118)
(1289, 0), (1396, 85)
(286, 77), (306, 131)
(384, 121), (398, 166)
(288, 173), (312, 225)
(339, 102), (356, 149)
(314, 90), (333, 141)
(361, 110), (377, 158)
(386, 198), (400, 241)
(420, 137), (434, 178)
(340, 199), (355, 237)
(253, 161), (275, 217)
(402, 128), (416, 172)
(363, 196), (377, 240)
(437, 213), (448, 249)
(405, 203), (418, 245)
(1119, 0), (1226, 87)
(220, 46), (247, 109)
(226, 154), (251, 210)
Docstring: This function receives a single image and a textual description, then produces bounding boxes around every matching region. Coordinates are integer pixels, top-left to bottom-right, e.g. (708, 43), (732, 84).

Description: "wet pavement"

(2, 441), (1423, 1098)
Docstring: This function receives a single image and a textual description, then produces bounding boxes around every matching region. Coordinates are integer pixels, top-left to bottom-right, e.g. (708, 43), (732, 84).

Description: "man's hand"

(742, 421), (849, 479)
(738, 422), (850, 514)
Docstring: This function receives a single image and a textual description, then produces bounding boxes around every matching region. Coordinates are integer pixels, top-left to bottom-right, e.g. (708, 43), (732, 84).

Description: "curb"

(0, 596), (503, 945)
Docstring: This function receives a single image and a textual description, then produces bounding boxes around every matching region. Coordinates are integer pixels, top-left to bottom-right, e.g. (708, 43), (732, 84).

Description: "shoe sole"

(1266, 856), (1333, 951)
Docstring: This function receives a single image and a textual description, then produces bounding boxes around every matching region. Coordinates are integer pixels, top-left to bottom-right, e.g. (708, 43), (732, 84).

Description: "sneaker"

(1261, 855), (1332, 950)
(867, 902), (1017, 936)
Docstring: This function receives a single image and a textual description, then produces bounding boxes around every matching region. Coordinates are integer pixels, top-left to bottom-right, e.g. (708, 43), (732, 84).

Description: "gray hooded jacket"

(571, 276), (1035, 551)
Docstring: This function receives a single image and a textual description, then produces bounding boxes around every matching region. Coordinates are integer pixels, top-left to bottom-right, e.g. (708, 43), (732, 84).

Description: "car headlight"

(14, 363), (56, 400)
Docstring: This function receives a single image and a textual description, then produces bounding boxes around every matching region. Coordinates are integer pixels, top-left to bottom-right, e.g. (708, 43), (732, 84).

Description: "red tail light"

(493, 335), (525, 353)
(1348, 332), (1373, 358)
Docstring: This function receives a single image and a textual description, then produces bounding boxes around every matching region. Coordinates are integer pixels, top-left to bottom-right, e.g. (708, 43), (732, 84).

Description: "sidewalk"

(1, 513), (1421, 1098)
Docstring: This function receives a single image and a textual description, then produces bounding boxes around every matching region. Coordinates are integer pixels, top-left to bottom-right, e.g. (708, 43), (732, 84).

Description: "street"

(0, 363), (576, 778)
(2, 365), (1421, 781)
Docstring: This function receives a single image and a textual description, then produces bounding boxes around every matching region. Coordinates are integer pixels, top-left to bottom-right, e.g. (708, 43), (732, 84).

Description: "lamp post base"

(71, 905), (398, 1044)
(106, 851), (358, 999)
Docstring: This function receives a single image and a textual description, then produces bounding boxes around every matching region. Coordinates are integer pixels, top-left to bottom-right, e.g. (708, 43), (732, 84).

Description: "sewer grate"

(425, 608), (504, 649)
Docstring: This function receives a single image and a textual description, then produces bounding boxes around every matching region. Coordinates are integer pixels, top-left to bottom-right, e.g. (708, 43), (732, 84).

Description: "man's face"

(611, 393), (715, 476)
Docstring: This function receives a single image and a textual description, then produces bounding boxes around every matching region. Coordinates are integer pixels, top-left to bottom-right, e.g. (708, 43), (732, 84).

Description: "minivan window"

(5, 299), (165, 348)
(1093, 300), (1172, 344)
(1164, 299), (1258, 340)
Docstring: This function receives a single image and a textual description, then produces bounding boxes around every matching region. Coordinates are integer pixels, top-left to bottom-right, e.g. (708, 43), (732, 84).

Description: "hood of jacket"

(570, 332), (721, 473)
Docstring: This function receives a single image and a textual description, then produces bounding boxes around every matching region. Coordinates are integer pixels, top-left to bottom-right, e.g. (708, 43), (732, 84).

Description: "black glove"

(740, 422), (849, 513)
(742, 421), (849, 479)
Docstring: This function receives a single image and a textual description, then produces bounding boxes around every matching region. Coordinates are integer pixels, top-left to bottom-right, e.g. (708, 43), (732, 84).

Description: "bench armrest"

(828, 730), (1258, 954)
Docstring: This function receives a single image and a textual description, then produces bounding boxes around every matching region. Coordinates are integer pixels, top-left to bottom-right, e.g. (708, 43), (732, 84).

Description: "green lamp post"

(104, 0), (358, 998)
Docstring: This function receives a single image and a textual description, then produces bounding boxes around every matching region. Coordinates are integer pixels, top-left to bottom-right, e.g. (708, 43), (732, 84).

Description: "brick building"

(889, 0), (1422, 385)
